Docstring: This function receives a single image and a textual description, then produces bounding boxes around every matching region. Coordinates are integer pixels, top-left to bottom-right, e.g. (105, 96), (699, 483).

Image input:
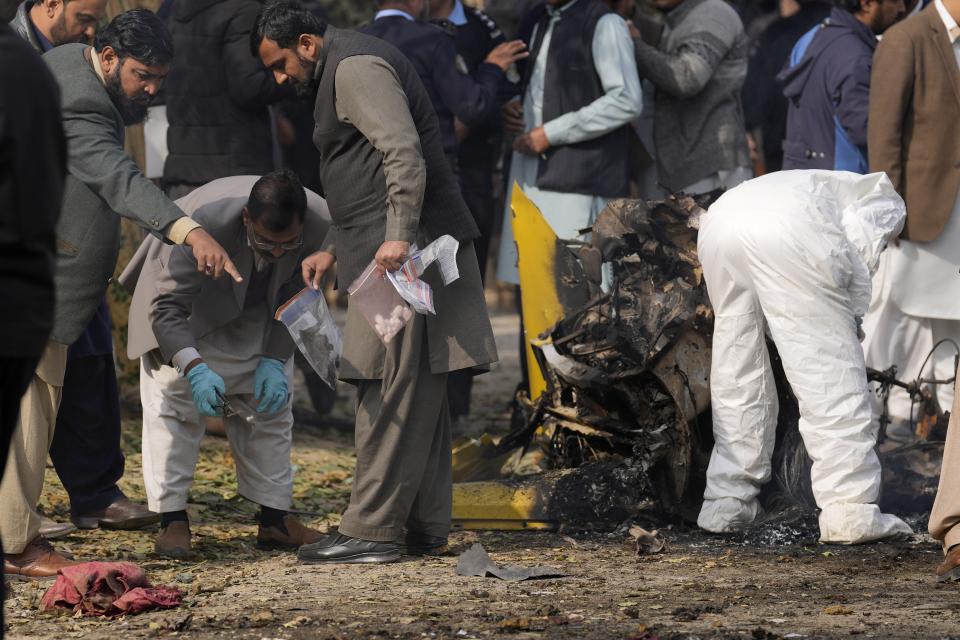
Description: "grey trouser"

(338, 313), (452, 542)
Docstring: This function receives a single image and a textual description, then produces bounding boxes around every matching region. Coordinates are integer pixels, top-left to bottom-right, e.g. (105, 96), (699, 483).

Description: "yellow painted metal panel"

(451, 480), (557, 531)
(510, 184), (564, 401)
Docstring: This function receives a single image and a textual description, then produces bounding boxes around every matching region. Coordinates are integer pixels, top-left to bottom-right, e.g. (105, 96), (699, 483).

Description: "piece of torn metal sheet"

(456, 543), (568, 581)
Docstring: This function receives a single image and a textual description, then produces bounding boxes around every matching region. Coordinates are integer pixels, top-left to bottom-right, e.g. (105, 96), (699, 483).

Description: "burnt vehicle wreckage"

(451, 191), (955, 533)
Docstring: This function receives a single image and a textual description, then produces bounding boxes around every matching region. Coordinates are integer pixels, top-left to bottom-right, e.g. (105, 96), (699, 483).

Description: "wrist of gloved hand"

(186, 362), (226, 417)
(254, 357), (289, 415)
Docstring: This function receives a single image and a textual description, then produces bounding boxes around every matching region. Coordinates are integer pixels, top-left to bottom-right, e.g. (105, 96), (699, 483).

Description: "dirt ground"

(5, 314), (959, 640)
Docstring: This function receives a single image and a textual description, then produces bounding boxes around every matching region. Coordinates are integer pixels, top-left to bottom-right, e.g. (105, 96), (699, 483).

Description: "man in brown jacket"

(864, 0), (960, 580)
(862, 0), (960, 445)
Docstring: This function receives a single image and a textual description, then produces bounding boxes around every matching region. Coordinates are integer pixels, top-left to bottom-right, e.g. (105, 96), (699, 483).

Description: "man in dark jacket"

(358, 0), (526, 174)
(428, 0), (517, 422)
(742, 0), (832, 172)
(162, 0), (296, 199)
(778, 0), (905, 172)
(0, 20), (66, 599)
(10, 0), (158, 539)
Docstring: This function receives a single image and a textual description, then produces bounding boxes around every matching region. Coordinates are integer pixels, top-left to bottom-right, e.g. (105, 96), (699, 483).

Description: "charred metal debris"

(489, 193), (951, 528)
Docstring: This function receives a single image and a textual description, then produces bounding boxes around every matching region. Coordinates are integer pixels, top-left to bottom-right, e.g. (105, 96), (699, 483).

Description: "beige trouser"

(338, 313), (452, 542)
(929, 371), (960, 551)
(0, 341), (68, 554)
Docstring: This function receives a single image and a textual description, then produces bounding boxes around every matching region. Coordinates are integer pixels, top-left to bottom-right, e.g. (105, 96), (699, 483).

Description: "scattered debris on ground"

(4, 374), (955, 639)
(456, 543), (568, 581)
(629, 525), (666, 555)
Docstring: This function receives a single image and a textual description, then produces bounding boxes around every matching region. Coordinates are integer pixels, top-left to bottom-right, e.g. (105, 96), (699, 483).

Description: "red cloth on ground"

(41, 561), (182, 616)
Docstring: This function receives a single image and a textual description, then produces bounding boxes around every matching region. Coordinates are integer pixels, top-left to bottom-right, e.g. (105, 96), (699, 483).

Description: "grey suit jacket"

(44, 44), (185, 345)
(120, 176), (330, 364)
(10, 2), (42, 53)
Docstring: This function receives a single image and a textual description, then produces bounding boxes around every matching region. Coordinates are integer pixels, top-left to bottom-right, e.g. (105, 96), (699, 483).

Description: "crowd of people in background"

(4, 0), (960, 593)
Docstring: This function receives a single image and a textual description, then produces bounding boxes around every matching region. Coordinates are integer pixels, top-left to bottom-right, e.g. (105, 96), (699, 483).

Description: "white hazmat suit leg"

(697, 171), (913, 544)
(696, 208), (778, 531)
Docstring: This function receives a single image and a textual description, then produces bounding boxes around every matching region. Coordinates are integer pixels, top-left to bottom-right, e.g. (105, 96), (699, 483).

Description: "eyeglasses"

(247, 226), (303, 252)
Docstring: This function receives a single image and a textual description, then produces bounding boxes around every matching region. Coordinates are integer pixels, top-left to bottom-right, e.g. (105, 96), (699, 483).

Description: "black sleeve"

(223, 1), (296, 110)
(430, 33), (503, 127)
(0, 27), (64, 256)
(742, 30), (780, 130)
(0, 24), (65, 350)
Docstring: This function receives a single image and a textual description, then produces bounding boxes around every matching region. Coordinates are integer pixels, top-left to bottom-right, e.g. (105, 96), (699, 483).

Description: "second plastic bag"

(275, 287), (343, 388)
(348, 260), (414, 345)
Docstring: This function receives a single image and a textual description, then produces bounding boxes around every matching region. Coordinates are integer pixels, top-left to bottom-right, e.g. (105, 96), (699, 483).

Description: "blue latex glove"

(254, 357), (288, 415)
(186, 363), (226, 417)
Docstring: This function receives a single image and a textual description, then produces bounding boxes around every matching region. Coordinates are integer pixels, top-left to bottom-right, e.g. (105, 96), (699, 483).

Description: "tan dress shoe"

(73, 496), (159, 530)
(257, 515), (325, 550)
(4, 536), (77, 580)
(155, 521), (195, 560)
(937, 545), (960, 582)
(39, 516), (77, 540)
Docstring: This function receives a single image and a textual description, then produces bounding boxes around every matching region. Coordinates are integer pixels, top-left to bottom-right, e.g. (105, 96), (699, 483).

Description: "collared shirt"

(374, 9), (415, 21)
(936, 0), (960, 67)
(89, 49), (200, 244)
(448, 0), (467, 27)
(524, 0), (642, 146)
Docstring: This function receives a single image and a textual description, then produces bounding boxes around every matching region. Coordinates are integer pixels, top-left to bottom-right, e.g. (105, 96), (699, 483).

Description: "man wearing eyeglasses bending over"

(119, 171), (330, 559)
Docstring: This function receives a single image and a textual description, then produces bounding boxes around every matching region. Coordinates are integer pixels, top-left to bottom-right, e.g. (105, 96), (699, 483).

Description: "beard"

(105, 65), (151, 126)
(49, 11), (89, 46)
(289, 52), (319, 98)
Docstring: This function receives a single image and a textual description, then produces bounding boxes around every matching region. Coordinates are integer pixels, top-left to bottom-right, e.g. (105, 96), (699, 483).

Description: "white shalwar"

(697, 170), (913, 544)
(495, 1), (642, 284)
(860, 0), (960, 444)
(140, 304), (296, 514)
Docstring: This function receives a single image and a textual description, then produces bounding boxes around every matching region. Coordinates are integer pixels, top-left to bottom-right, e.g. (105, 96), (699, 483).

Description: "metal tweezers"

(214, 388), (240, 418)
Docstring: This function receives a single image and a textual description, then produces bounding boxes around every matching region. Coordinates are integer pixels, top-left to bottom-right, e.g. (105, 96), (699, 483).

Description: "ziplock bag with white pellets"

(348, 260), (414, 345)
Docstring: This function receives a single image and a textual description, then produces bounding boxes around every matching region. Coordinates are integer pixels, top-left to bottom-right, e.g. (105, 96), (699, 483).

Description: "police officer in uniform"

(429, 0), (519, 422)
(431, 0), (516, 281)
(359, 0), (526, 175)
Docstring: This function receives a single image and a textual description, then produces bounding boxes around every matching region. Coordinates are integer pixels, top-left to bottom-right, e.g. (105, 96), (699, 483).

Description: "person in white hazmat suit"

(696, 170), (913, 544)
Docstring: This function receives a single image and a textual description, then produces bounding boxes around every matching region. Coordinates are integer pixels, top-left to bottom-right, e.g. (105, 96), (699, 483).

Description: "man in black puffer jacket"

(163, 0), (295, 198)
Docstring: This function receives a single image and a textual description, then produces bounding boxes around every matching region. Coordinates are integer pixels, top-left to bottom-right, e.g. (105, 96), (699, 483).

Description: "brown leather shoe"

(155, 521), (194, 560)
(937, 545), (960, 582)
(73, 496), (159, 530)
(257, 515), (324, 550)
(4, 536), (77, 580)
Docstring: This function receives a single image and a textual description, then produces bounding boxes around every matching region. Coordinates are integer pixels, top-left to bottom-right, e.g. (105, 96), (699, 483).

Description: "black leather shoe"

(398, 532), (448, 556)
(298, 533), (401, 564)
